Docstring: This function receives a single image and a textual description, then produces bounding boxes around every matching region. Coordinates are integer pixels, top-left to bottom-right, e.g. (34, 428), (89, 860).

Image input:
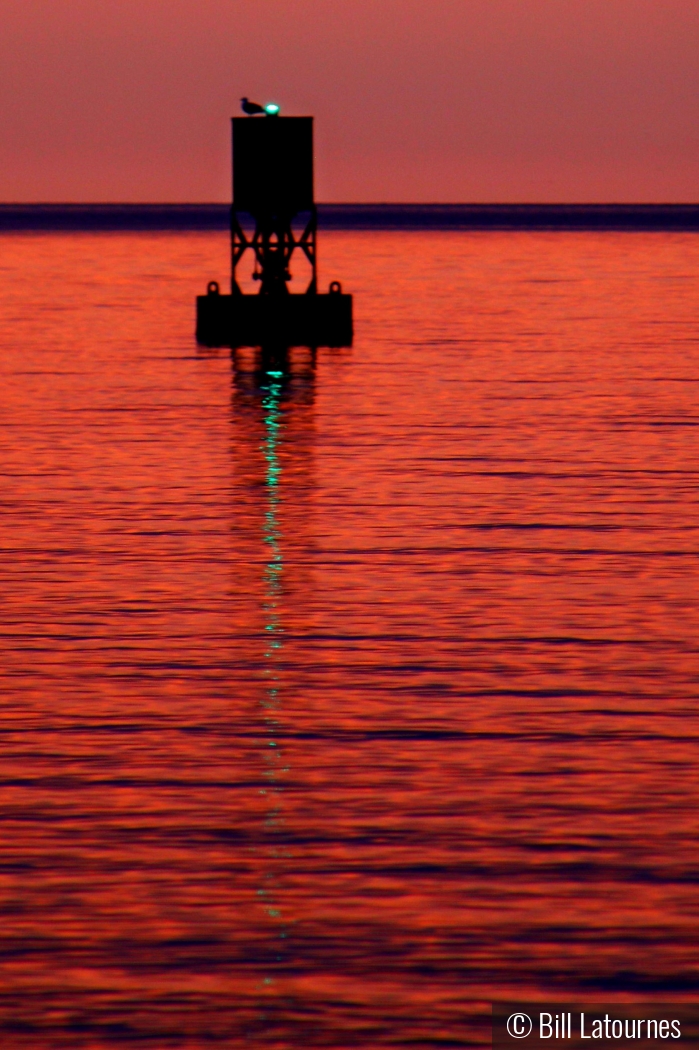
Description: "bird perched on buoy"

(240, 97), (265, 115)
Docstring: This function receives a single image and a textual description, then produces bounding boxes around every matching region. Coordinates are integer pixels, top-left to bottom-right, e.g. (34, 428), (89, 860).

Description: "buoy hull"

(196, 291), (353, 348)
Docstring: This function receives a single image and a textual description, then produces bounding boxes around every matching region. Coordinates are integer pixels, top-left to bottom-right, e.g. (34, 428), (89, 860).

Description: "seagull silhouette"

(240, 97), (265, 115)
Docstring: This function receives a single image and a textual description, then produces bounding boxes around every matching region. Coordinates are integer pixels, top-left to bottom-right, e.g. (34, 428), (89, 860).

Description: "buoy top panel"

(233, 116), (314, 217)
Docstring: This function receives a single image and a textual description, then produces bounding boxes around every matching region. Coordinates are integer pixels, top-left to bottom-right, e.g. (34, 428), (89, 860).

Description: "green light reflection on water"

(258, 368), (291, 998)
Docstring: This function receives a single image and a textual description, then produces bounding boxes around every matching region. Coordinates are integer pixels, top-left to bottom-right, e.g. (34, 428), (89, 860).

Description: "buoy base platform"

(196, 282), (353, 348)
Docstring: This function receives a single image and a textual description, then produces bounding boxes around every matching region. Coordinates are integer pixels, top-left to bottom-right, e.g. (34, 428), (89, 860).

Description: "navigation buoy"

(196, 110), (353, 349)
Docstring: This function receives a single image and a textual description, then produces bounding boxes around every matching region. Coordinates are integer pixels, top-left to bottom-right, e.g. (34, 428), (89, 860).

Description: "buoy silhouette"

(196, 106), (353, 349)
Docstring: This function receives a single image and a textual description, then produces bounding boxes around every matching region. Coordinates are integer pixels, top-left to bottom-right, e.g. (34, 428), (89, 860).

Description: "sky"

(1, 0), (699, 202)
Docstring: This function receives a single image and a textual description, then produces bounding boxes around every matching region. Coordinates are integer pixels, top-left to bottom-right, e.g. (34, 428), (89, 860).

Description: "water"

(0, 230), (698, 1047)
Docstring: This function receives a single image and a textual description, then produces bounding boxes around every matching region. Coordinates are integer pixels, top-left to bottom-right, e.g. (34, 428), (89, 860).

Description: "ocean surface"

(0, 229), (698, 1047)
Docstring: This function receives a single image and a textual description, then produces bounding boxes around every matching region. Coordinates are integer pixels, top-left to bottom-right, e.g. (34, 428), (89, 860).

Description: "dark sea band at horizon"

(3, 202), (699, 231)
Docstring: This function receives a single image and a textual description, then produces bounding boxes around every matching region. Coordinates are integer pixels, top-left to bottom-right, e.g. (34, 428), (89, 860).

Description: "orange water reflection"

(0, 231), (698, 1046)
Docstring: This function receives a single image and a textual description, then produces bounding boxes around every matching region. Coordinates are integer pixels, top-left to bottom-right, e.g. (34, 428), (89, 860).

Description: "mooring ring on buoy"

(329, 281), (342, 295)
(207, 280), (220, 295)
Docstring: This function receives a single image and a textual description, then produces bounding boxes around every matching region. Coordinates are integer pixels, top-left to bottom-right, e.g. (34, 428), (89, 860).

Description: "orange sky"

(1, 0), (698, 202)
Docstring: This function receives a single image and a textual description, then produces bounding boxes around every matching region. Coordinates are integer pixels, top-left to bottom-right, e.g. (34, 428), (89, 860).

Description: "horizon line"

(2, 201), (699, 231)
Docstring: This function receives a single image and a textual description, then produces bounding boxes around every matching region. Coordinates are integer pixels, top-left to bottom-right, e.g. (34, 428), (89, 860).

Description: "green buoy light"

(264, 103), (280, 115)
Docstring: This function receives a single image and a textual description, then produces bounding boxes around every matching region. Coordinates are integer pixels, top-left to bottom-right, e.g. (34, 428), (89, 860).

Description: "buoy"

(196, 112), (353, 349)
